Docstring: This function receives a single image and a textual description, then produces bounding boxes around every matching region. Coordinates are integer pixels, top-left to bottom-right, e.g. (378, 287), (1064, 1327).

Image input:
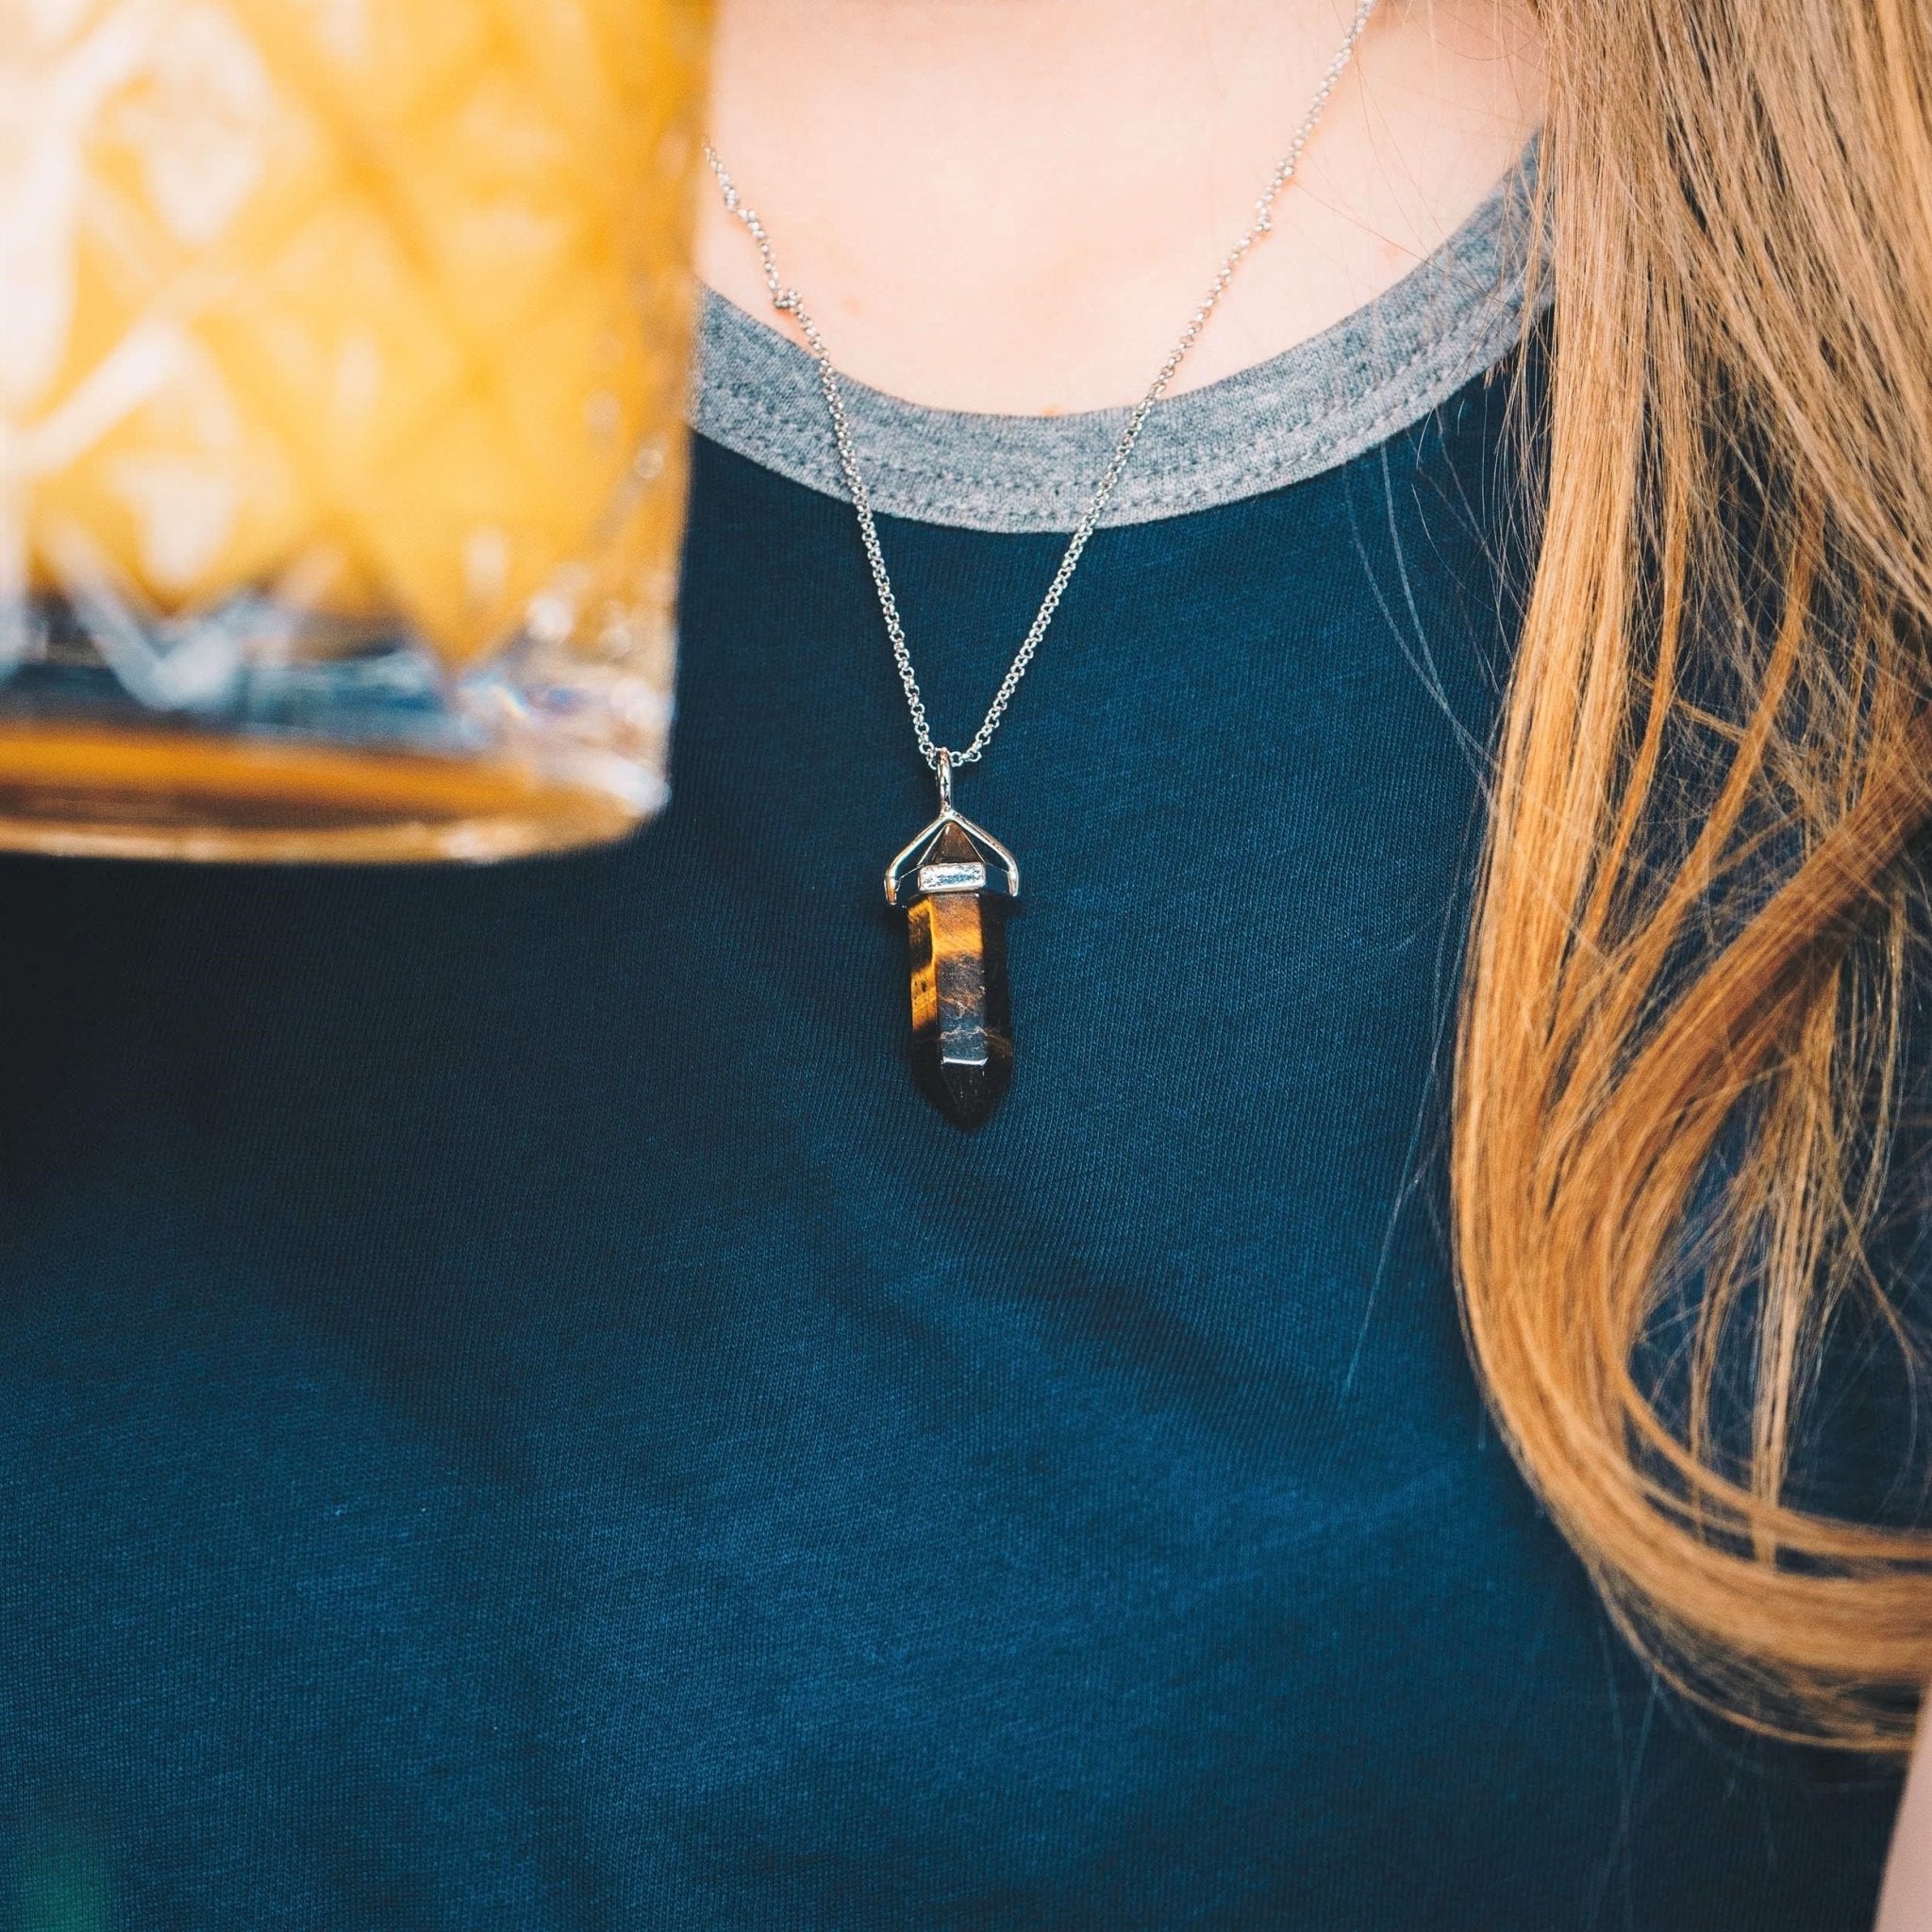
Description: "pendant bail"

(934, 748), (954, 814)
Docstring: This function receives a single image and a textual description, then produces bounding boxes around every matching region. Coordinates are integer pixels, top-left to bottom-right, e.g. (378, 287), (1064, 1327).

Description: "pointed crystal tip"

(911, 1036), (1014, 1129)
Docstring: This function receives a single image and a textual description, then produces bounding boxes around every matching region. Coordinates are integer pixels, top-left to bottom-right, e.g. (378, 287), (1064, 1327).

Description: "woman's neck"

(698, 0), (1545, 415)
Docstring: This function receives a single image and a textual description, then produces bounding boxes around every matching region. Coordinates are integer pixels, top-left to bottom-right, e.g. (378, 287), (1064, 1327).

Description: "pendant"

(884, 754), (1019, 1129)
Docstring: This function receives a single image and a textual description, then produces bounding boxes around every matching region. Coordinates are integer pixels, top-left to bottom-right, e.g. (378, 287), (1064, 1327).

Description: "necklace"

(707, 0), (1377, 1127)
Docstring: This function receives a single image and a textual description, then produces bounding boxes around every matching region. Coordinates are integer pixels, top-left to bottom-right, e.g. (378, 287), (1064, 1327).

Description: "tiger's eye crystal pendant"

(884, 758), (1020, 1129)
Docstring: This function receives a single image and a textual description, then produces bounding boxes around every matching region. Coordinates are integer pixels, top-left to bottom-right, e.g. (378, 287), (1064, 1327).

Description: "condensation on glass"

(1, 0), (708, 861)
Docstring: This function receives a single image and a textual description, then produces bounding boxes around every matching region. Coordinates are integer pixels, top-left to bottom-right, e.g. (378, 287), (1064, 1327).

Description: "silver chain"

(706, 0), (1377, 777)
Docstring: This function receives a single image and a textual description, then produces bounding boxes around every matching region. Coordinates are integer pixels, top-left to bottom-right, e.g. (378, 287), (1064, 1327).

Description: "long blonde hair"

(1460, 0), (1932, 1751)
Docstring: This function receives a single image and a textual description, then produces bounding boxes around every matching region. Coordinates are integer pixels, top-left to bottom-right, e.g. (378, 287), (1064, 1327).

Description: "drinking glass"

(1, 0), (709, 861)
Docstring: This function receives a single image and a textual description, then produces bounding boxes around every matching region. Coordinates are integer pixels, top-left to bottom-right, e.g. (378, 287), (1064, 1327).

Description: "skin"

(1879, 1724), (1932, 1928)
(699, 0), (1546, 413)
(701, 6), (1932, 1922)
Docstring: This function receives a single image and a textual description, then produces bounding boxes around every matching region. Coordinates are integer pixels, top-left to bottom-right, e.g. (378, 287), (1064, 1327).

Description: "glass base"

(0, 611), (664, 863)
(0, 723), (641, 863)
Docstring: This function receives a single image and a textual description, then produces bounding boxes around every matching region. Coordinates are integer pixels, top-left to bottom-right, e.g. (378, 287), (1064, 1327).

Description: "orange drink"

(0, 0), (709, 860)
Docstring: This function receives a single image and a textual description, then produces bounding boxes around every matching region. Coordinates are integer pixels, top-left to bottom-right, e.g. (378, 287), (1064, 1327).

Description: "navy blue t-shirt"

(0, 263), (1909, 1926)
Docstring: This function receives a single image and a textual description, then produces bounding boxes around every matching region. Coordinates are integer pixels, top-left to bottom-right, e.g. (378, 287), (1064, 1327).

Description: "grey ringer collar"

(690, 142), (1545, 535)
